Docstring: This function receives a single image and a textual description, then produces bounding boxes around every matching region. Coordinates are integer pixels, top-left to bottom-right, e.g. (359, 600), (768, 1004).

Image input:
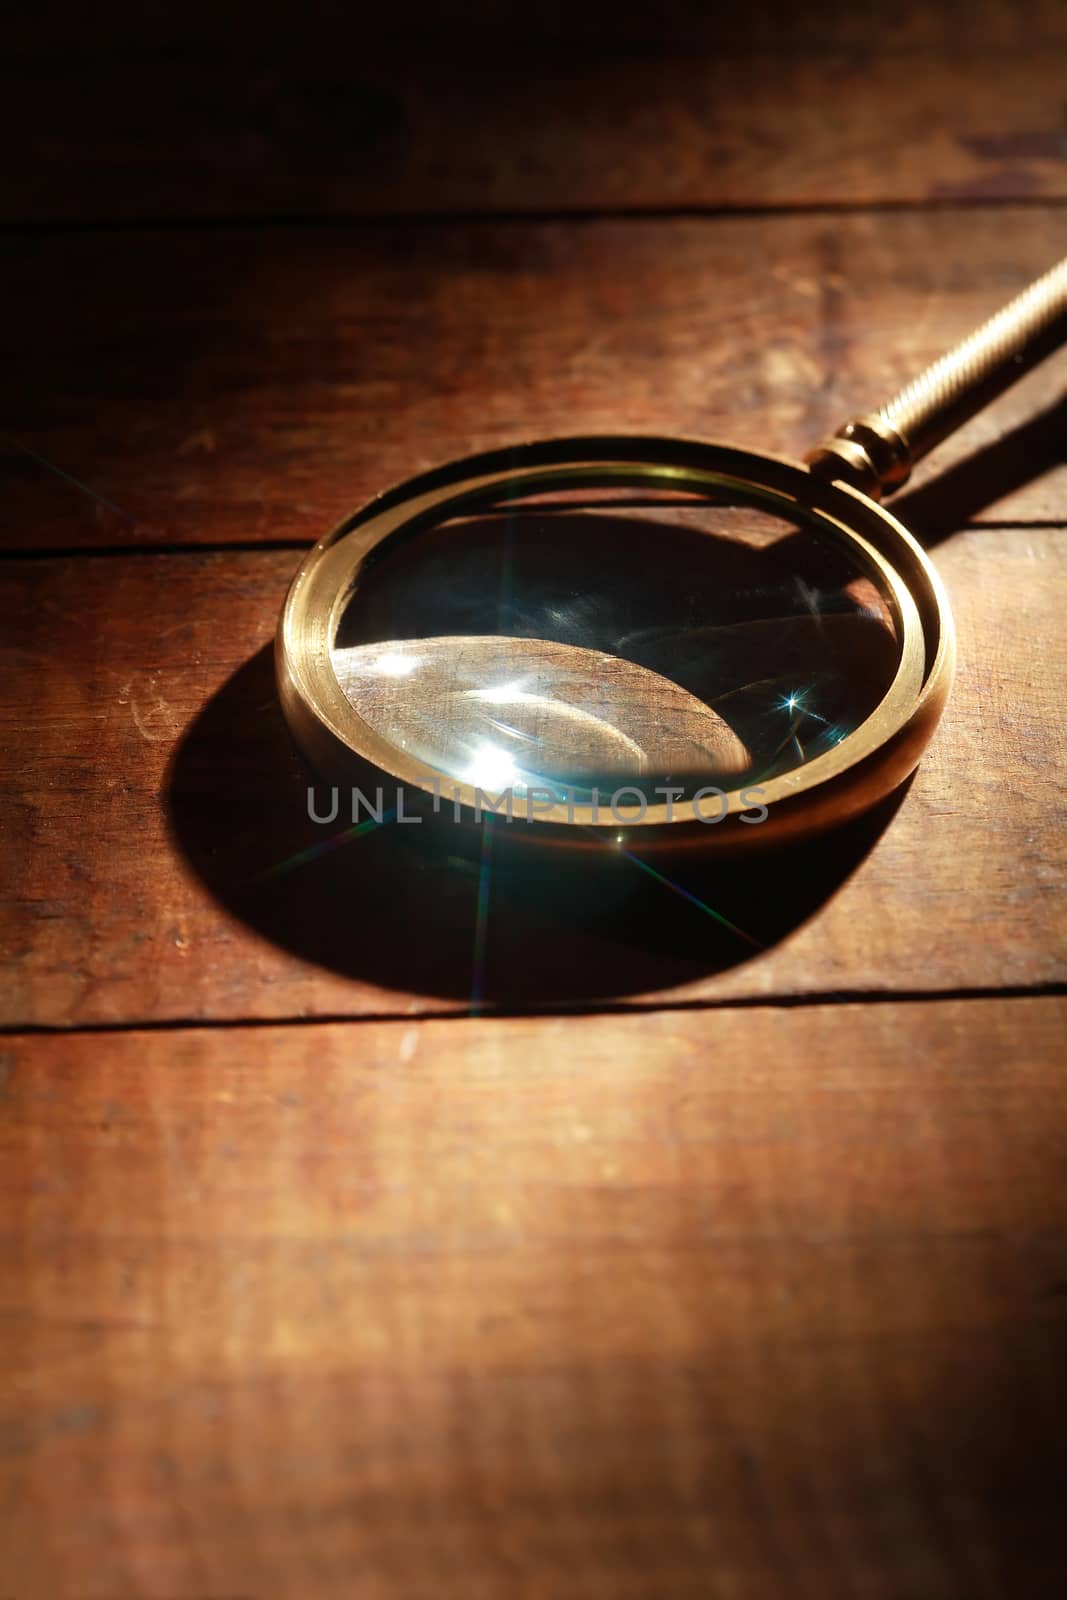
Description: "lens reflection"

(333, 634), (752, 800)
(331, 496), (899, 799)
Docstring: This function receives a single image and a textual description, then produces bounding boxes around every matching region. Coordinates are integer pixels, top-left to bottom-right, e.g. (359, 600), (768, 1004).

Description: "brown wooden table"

(2, 5), (1066, 1595)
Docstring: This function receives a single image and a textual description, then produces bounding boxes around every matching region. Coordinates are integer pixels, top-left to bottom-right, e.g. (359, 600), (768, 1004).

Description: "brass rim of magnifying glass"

(277, 435), (955, 849)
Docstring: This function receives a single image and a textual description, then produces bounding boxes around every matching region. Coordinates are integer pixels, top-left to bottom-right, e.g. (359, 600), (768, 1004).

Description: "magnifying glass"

(277, 257), (1066, 852)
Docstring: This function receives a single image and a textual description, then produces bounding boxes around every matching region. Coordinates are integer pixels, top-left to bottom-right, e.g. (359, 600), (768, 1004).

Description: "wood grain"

(1, 523), (1064, 1026)
(3, 210), (1065, 555)
(4, 1), (1066, 221)
(2, 998), (1065, 1598)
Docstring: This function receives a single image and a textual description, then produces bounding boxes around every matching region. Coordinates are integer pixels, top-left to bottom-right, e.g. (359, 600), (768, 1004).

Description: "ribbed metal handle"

(807, 256), (1067, 498)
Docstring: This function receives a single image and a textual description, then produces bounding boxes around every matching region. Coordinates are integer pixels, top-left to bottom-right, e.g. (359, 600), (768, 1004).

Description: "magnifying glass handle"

(807, 255), (1067, 499)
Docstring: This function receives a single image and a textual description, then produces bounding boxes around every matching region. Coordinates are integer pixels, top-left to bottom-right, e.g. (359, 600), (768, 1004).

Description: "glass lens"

(331, 492), (899, 803)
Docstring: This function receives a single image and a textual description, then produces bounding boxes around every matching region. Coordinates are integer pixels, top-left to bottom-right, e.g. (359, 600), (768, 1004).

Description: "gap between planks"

(2, 193), (1067, 238)
(3, 983), (1064, 1039)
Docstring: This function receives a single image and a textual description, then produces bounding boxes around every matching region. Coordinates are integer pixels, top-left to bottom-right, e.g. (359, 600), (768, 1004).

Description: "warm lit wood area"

(2, 3), (1065, 1596)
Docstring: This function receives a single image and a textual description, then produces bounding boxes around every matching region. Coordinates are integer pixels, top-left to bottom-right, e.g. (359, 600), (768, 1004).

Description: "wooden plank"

(4, 1), (1066, 221)
(3, 210), (1065, 555)
(1, 998), (1065, 1597)
(1, 522), (1064, 1026)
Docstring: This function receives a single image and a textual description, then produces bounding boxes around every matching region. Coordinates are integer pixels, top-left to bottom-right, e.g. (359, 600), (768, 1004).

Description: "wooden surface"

(2, 1000), (1066, 1598)
(5, 211), (1067, 554)
(2, 3), (1066, 1595)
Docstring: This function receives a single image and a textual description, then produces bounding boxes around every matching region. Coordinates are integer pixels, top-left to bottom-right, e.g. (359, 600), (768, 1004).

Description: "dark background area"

(5, 1), (1067, 223)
